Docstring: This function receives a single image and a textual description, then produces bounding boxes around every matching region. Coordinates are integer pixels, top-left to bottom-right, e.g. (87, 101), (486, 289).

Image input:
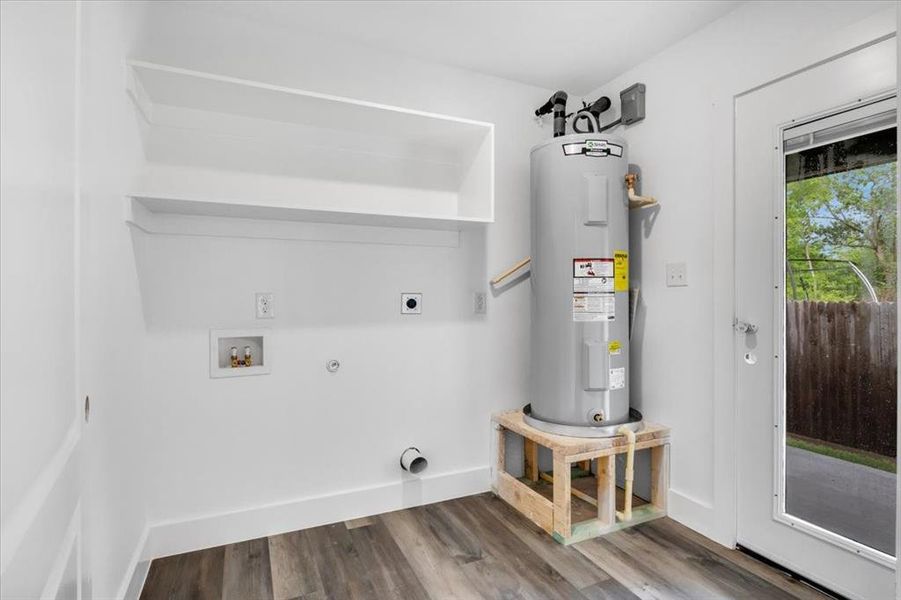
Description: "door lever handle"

(733, 318), (759, 334)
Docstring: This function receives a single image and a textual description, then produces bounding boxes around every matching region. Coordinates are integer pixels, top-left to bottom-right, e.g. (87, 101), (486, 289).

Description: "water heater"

(525, 132), (641, 437)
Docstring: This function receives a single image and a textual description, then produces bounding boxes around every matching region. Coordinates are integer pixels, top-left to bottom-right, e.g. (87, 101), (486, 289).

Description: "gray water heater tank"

(527, 132), (632, 434)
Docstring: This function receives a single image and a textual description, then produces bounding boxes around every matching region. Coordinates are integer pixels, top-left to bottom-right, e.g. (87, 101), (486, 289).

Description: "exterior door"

(735, 36), (897, 599)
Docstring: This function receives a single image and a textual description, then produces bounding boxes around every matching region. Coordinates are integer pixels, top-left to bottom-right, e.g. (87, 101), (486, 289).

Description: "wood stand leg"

(495, 426), (506, 477)
(596, 454), (616, 527)
(650, 444), (669, 511)
(552, 452), (571, 541)
(524, 438), (539, 482)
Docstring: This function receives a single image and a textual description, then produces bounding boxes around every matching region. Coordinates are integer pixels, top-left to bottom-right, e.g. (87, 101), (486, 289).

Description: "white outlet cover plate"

(255, 292), (274, 318)
(666, 262), (688, 287)
(473, 292), (487, 314)
(401, 293), (422, 314)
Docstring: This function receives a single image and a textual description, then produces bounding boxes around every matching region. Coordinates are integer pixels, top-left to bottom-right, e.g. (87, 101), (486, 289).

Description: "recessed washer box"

(210, 328), (271, 378)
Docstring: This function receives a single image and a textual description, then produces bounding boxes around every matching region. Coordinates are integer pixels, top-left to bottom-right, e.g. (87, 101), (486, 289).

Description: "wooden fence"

(786, 301), (896, 457)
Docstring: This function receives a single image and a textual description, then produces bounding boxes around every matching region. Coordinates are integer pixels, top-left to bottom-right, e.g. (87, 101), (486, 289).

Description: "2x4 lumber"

(493, 410), (670, 458)
(565, 437), (670, 464)
(596, 455), (616, 527)
(538, 471), (598, 508)
(495, 425), (506, 481)
(494, 471), (554, 533)
(552, 453), (572, 541)
(650, 445), (668, 511)
(524, 438), (539, 482)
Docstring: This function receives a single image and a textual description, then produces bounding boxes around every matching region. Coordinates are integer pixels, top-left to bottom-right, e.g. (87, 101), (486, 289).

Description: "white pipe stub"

(400, 447), (428, 474)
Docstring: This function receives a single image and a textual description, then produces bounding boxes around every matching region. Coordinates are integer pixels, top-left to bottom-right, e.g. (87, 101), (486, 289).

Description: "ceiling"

(190, 1), (742, 95)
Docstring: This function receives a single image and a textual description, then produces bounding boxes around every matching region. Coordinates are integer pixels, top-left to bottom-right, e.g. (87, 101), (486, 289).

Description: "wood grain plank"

(524, 438), (539, 481)
(141, 494), (828, 600)
(380, 506), (485, 599)
(552, 452), (572, 540)
(269, 530), (323, 600)
(223, 537), (273, 600)
(494, 470), (554, 533)
(140, 546), (225, 600)
(649, 445), (667, 511)
(579, 578), (642, 600)
(418, 500), (529, 600)
(452, 494), (587, 600)
(597, 455), (616, 527)
(303, 523), (376, 600)
(648, 518), (827, 600)
(343, 516), (375, 530)
(348, 518), (430, 600)
(575, 520), (813, 600)
(479, 492), (614, 590)
(493, 411), (670, 457)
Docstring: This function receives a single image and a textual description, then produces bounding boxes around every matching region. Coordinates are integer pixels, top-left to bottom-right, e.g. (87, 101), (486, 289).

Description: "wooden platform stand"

(491, 410), (671, 545)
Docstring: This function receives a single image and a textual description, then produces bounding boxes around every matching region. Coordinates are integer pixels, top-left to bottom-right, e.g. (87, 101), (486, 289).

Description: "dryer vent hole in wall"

(400, 447), (428, 474)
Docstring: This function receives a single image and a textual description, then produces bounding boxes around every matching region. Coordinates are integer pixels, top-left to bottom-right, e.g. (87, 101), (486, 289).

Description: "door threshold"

(736, 545), (848, 600)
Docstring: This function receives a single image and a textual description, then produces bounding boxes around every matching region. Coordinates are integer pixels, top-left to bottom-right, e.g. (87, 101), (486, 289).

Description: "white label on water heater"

(573, 258), (614, 293)
(609, 367), (626, 390)
(573, 258), (615, 321)
(572, 293), (615, 321)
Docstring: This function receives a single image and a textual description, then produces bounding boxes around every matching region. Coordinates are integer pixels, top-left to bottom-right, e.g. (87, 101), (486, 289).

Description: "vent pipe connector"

(535, 91), (569, 137)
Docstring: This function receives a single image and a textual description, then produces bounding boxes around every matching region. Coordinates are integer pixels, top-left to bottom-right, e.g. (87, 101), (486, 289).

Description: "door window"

(782, 99), (896, 556)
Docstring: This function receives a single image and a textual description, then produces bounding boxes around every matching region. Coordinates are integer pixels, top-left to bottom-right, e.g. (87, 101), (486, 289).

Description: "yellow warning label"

(614, 251), (629, 292)
(608, 340), (622, 355)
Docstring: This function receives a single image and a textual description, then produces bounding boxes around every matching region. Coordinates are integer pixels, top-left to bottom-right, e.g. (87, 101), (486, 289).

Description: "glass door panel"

(782, 104), (896, 556)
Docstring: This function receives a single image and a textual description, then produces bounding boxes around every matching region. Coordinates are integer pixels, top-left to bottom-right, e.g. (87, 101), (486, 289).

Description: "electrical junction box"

(620, 83), (646, 125)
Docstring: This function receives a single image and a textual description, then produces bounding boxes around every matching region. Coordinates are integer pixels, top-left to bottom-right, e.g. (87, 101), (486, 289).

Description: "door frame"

(768, 91), (897, 569)
(727, 29), (898, 600)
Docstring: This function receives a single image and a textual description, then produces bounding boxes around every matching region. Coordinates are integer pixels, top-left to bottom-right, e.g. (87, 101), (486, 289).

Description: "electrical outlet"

(473, 292), (487, 315)
(401, 293), (422, 315)
(665, 263), (688, 287)
(255, 292), (274, 318)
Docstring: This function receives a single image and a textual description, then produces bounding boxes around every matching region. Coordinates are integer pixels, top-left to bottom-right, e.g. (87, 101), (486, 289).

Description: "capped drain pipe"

(400, 447), (428, 474)
(615, 426), (636, 521)
(535, 91), (569, 137)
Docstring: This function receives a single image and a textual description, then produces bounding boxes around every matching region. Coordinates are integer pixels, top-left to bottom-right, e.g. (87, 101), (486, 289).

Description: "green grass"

(786, 435), (896, 474)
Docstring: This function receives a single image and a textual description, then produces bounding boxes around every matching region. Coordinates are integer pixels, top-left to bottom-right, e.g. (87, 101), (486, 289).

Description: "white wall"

(584, 1), (896, 545)
(78, 2), (154, 597)
(129, 2), (551, 558)
(0, 1), (82, 597)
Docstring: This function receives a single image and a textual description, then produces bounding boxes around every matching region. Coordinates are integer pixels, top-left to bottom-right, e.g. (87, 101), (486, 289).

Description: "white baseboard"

(667, 488), (735, 547)
(116, 524), (149, 600)
(140, 465), (490, 561)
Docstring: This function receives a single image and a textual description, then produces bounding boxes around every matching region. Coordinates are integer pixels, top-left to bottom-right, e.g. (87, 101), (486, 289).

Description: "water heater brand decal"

(573, 258), (615, 321)
(562, 139), (624, 158)
(614, 250), (629, 292)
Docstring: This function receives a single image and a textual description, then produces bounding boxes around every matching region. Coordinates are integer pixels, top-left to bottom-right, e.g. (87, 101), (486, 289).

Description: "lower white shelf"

(128, 194), (492, 233)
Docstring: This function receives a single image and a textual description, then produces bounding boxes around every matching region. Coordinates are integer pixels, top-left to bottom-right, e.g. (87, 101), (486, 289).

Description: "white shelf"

(126, 61), (494, 232)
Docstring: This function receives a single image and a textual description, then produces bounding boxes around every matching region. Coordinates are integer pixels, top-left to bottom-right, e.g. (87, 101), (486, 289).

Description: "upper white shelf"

(125, 60), (494, 231)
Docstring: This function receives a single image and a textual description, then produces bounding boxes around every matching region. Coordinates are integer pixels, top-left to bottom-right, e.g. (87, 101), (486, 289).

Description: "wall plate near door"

(665, 262), (688, 287)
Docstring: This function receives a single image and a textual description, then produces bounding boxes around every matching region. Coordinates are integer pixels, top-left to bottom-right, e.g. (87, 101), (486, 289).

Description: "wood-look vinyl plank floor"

(140, 492), (830, 600)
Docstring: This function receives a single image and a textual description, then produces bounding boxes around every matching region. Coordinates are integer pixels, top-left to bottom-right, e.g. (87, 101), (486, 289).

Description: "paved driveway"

(786, 446), (895, 555)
